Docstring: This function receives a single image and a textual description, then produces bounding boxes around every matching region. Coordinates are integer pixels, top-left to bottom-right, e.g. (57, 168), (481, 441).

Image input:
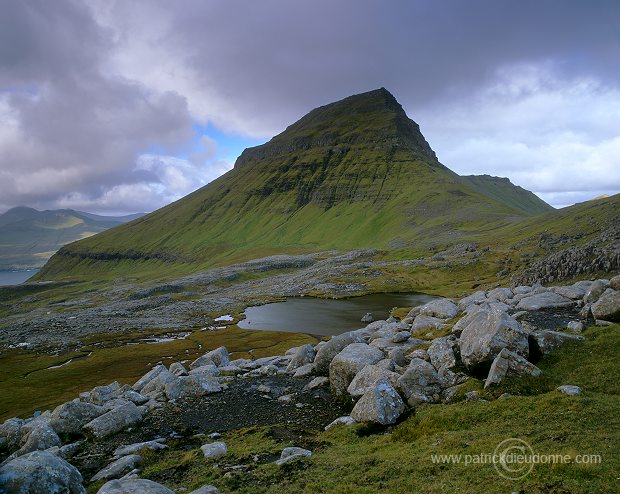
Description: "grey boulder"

(529, 330), (584, 355)
(50, 399), (105, 435)
(419, 298), (458, 319)
(516, 292), (574, 311)
(484, 348), (541, 388)
(314, 332), (363, 375)
(97, 479), (175, 494)
(350, 379), (405, 425)
(275, 447), (312, 466)
(397, 358), (443, 406)
(83, 402), (145, 439)
(201, 441), (227, 459)
(347, 364), (400, 398)
(329, 343), (384, 396)
(286, 344), (316, 372)
(91, 454), (142, 483)
(0, 451), (85, 494)
(458, 307), (529, 369)
(592, 289), (620, 322)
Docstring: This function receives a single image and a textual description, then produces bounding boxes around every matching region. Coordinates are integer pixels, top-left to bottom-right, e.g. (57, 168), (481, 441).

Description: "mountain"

(460, 175), (553, 215)
(0, 207), (144, 270)
(38, 88), (553, 280)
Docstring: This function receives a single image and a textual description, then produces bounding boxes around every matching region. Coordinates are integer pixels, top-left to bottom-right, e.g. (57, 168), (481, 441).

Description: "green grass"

(136, 324), (620, 493)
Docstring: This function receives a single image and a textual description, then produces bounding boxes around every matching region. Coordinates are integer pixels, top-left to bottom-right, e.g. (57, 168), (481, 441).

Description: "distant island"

(0, 207), (144, 270)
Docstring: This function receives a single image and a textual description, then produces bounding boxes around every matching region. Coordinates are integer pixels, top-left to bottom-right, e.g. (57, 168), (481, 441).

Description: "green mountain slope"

(38, 88), (552, 280)
(460, 175), (554, 215)
(0, 207), (143, 270)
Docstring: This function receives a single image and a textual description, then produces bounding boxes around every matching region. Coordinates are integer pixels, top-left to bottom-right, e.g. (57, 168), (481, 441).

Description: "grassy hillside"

(37, 89), (551, 281)
(0, 207), (143, 270)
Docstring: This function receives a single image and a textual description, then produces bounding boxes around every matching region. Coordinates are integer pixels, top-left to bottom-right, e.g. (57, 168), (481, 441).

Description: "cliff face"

(37, 89), (551, 279)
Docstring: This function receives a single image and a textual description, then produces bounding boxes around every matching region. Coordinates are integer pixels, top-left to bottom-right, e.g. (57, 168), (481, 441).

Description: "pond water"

(237, 292), (437, 336)
(0, 269), (40, 286)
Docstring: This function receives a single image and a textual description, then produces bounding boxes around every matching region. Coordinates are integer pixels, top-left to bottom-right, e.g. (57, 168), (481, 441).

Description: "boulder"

(350, 379), (405, 425)
(592, 289), (620, 322)
(557, 385), (582, 396)
(205, 347), (230, 367)
(387, 347), (408, 367)
(286, 344), (316, 372)
(584, 280), (607, 304)
(87, 382), (122, 406)
(188, 486), (221, 494)
(169, 362), (188, 376)
(0, 451), (85, 494)
(275, 447), (312, 466)
(457, 290), (487, 311)
(361, 313), (374, 323)
(15, 423), (61, 456)
(410, 315), (448, 333)
(83, 402), (145, 439)
(314, 332), (363, 375)
(165, 375), (221, 401)
(329, 343), (384, 396)
(132, 365), (166, 393)
(516, 292), (574, 311)
(140, 369), (179, 401)
(122, 390), (149, 406)
(419, 298), (458, 319)
(189, 364), (220, 378)
(97, 479), (175, 494)
(304, 376), (329, 390)
(392, 331), (411, 343)
(50, 399), (105, 435)
(529, 330), (584, 355)
(293, 363), (315, 377)
(91, 455), (142, 483)
(189, 354), (216, 370)
(0, 418), (24, 452)
(113, 439), (167, 459)
(551, 285), (587, 300)
(484, 348), (541, 388)
(397, 358), (443, 406)
(347, 365), (400, 398)
(427, 337), (458, 372)
(610, 275), (620, 291)
(458, 307), (529, 369)
(566, 321), (585, 333)
(487, 287), (513, 303)
(324, 416), (356, 430)
(201, 441), (227, 459)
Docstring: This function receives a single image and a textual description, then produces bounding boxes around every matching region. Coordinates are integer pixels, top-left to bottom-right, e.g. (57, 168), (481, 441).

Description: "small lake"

(237, 292), (437, 336)
(0, 269), (40, 287)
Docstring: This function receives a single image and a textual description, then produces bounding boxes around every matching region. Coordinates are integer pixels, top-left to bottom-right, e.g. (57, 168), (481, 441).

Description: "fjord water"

(0, 269), (39, 286)
(237, 292), (437, 336)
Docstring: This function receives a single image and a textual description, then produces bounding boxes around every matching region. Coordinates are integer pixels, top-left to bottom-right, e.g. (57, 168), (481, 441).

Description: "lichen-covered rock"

(201, 441), (227, 459)
(397, 358), (443, 406)
(427, 336), (458, 372)
(347, 364), (400, 398)
(50, 399), (105, 435)
(113, 439), (167, 459)
(419, 298), (458, 319)
(557, 385), (582, 396)
(169, 362), (189, 376)
(165, 374), (221, 401)
(566, 321), (585, 333)
(0, 451), (85, 494)
(410, 315), (448, 332)
(584, 280), (607, 304)
(140, 369), (179, 401)
(132, 365), (166, 393)
(286, 344), (316, 372)
(329, 343), (384, 396)
(83, 402), (145, 439)
(551, 284), (587, 300)
(0, 418), (25, 452)
(189, 354), (216, 370)
(91, 454), (142, 483)
(487, 287), (513, 303)
(350, 379), (404, 425)
(275, 447), (312, 466)
(484, 348), (541, 388)
(592, 289), (620, 322)
(97, 478), (174, 494)
(15, 423), (61, 456)
(529, 330), (584, 355)
(324, 416), (356, 430)
(205, 347), (230, 367)
(313, 332), (363, 375)
(516, 291), (574, 311)
(458, 307), (529, 369)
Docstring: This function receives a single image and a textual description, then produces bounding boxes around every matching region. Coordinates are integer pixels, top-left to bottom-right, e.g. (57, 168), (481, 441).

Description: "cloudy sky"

(1, 0), (618, 214)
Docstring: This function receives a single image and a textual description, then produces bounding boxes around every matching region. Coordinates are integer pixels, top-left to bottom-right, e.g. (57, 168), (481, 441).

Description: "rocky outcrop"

(83, 402), (145, 439)
(485, 348), (541, 388)
(592, 290), (620, 322)
(397, 359), (443, 406)
(329, 343), (384, 396)
(314, 332), (363, 375)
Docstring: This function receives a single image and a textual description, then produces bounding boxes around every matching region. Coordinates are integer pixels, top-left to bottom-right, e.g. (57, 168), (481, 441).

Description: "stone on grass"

(484, 348), (541, 388)
(275, 447), (312, 466)
(201, 441), (227, 459)
(91, 455), (142, 483)
(324, 416), (356, 430)
(529, 330), (584, 355)
(0, 451), (85, 494)
(113, 439), (167, 459)
(97, 478), (174, 494)
(188, 486), (221, 494)
(351, 379), (405, 425)
(557, 385), (582, 396)
(566, 321), (585, 333)
(329, 343), (384, 396)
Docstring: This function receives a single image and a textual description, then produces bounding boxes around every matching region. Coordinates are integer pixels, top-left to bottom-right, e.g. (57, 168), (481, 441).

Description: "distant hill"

(0, 207), (144, 270)
(38, 88), (555, 281)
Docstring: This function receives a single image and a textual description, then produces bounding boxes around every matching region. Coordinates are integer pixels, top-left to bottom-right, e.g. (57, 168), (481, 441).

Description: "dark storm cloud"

(0, 0), (618, 212)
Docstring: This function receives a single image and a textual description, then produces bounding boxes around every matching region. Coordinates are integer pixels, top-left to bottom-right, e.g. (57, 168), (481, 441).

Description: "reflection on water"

(238, 293), (437, 336)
